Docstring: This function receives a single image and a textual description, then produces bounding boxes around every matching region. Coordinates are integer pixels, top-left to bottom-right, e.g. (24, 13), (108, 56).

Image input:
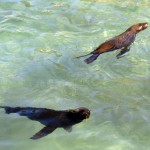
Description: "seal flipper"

(63, 126), (72, 132)
(30, 126), (57, 140)
(116, 48), (130, 59)
(0, 106), (21, 114)
(84, 53), (100, 64)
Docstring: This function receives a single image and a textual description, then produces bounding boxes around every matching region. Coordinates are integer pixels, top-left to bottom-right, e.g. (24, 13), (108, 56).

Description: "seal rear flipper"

(0, 106), (40, 116)
(75, 53), (91, 59)
(84, 53), (100, 64)
(63, 126), (72, 132)
(0, 106), (21, 114)
(30, 126), (57, 140)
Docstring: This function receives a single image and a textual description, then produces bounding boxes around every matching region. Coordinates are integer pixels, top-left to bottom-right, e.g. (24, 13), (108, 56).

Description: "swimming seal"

(0, 106), (90, 140)
(77, 22), (148, 64)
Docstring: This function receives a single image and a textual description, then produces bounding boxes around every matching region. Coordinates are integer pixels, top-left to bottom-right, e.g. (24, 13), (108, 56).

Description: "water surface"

(0, 0), (150, 150)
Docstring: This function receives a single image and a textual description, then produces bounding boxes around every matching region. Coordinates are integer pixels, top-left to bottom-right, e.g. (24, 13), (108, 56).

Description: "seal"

(0, 106), (90, 140)
(77, 22), (148, 64)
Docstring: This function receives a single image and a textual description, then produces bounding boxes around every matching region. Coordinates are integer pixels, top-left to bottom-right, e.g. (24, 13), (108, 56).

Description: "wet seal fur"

(77, 22), (148, 64)
(0, 106), (90, 140)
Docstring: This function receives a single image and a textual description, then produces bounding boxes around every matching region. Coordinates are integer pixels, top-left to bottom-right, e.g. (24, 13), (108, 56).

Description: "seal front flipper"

(63, 126), (72, 132)
(116, 48), (130, 59)
(30, 126), (57, 140)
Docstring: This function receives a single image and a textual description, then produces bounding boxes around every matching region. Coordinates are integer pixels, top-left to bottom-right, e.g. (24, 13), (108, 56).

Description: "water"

(0, 0), (150, 149)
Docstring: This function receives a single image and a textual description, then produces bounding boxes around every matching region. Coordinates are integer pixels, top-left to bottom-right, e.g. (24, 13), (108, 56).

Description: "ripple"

(0, 0), (150, 149)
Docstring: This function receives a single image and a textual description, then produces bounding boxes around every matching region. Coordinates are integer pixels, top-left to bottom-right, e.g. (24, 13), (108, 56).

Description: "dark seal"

(0, 106), (90, 140)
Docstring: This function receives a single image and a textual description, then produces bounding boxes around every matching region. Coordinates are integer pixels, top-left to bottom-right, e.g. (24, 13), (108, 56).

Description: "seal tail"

(84, 53), (100, 64)
(75, 53), (91, 59)
(0, 106), (20, 114)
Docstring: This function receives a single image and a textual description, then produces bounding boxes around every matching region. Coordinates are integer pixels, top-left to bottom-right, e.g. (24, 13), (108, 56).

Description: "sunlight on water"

(0, 0), (150, 150)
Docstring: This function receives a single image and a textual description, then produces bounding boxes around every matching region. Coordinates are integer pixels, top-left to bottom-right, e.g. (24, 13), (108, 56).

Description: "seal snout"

(144, 23), (148, 28)
(143, 22), (148, 30)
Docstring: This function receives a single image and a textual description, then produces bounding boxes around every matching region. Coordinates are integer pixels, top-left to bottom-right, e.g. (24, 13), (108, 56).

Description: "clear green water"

(0, 0), (150, 150)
